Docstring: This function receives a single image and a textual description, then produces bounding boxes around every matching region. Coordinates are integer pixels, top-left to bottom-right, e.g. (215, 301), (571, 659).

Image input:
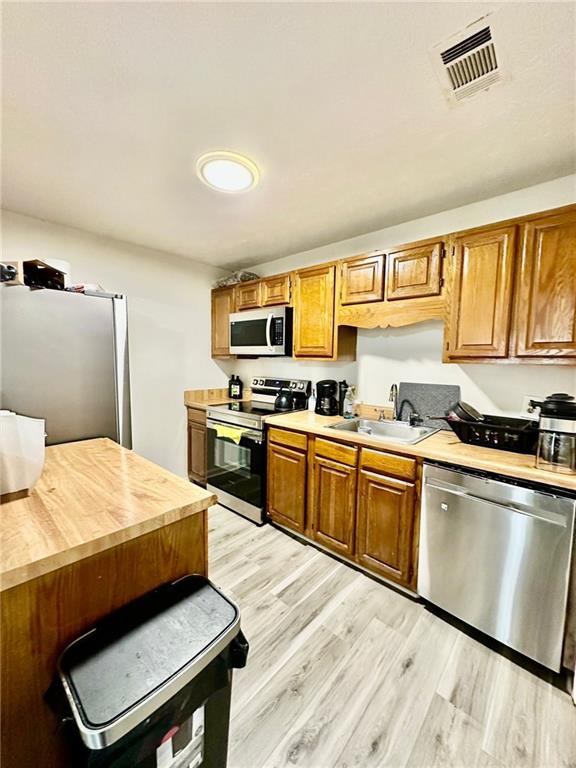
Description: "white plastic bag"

(0, 411), (46, 496)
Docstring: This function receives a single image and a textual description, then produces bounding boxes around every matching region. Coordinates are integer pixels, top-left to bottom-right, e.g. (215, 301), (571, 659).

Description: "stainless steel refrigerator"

(1, 286), (132, 447)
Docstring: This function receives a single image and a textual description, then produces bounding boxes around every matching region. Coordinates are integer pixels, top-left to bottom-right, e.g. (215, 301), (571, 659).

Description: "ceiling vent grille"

(432, 17), (503, 103)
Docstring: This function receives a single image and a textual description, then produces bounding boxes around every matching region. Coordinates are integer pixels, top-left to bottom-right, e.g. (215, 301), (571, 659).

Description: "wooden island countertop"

(0, 437), (217, 592)
(1, 438), (216, 768)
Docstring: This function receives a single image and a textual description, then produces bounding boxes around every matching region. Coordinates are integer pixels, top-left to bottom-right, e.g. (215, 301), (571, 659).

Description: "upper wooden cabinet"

(386, 240), (443, 300)
(293, 264), (337, 358)
(267, 437), (307, 533)
(356, 469), (415, 586)
(446, 226), (516, 360)
(211, 286), (235, 357)
(340, 253), (385, 305)
(514, 211), (576, 358)
(262, 274), (291, 306)
(235, 281), (261, 311)
(235, 274), (291, 310)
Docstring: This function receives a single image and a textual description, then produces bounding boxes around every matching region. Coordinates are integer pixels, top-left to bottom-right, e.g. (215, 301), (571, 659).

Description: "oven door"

(206, 419), (265, 524)
(229, 307), (288, 356)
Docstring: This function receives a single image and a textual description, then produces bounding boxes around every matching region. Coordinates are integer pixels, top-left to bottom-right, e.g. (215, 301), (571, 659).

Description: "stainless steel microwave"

(229, 306), (293, 356)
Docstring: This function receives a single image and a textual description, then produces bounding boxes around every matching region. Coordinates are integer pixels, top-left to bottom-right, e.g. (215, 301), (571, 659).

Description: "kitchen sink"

(328, 418), (440, 445)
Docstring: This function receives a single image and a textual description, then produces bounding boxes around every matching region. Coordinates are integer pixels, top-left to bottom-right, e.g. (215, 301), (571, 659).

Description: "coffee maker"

(529, 393), (576, 475)
(315, 380), (339, 416)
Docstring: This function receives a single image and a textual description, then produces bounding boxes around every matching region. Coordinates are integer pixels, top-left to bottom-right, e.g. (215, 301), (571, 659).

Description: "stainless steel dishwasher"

(418, 463), (575, 671)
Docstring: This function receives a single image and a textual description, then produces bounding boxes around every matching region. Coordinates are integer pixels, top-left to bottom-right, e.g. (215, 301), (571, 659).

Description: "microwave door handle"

(266, 313), (273, 349)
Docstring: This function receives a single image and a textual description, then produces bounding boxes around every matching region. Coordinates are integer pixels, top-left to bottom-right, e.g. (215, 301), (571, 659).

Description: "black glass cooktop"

(215, 401), (277, 416)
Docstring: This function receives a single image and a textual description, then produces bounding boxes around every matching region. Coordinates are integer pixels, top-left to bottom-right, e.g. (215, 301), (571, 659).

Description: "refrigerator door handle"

(112, 296), (132, 449)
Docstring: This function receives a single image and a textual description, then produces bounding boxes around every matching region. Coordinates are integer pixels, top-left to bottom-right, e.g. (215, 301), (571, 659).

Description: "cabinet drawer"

(315, 438), (358, 467)
(360, 448), (416, 480)
(188, 407), (206, 425)
(268, 427), (308, 452)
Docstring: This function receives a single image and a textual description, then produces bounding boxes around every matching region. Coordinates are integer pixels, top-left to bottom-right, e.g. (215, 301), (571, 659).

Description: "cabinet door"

(235, 281), (262, 311)
(211, 287), (235, 357)
(340, 253), (384, 305)
(267, 442), (307, 532)
(293, 264), (336, 357)
(262, 274), (291, 306)
(312, 456), (357, 557)
(514, 211), (576, 358)
(446, 226), (516, 359)
(356, 469), (415, 586)
(188, 421), (207, 485)
(386, 241), (443, 300)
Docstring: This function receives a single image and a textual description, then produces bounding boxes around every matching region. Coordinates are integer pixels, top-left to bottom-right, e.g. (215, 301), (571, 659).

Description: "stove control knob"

(258, 379), (264, 386)
(298, 382), (304, 389)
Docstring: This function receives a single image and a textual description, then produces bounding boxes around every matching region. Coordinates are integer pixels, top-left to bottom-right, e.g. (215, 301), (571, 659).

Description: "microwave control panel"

(272, 318), (284, 345)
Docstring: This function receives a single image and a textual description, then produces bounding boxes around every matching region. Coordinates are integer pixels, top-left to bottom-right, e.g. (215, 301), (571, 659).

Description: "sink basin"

(328, 418), (440, 445)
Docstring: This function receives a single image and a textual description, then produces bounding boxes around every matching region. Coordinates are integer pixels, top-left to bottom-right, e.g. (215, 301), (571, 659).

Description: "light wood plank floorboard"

(208, 506), (576, 768)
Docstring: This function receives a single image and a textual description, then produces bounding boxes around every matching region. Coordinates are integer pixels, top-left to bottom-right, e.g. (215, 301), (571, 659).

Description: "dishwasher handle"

(426, 478), (569, 527)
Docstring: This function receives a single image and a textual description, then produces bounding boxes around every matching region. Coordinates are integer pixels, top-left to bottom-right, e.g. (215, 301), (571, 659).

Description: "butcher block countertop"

(184, 387), (252, 410)
(266, 411), (576, 492)
(0, 438), (217, 592)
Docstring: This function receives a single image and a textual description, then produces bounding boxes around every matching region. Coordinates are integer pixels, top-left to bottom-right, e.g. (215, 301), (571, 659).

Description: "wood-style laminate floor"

(208, 505), (576, 768)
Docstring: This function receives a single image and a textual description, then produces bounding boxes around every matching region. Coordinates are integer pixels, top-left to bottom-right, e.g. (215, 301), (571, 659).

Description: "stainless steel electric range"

(206, 376), (311, 524)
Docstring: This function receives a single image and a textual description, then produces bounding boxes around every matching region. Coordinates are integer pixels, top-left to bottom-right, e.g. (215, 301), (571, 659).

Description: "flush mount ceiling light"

(196, 151), (260, 193)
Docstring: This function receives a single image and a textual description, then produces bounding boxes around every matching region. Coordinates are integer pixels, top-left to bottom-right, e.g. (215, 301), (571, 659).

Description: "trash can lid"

(58, 575), (240, 749)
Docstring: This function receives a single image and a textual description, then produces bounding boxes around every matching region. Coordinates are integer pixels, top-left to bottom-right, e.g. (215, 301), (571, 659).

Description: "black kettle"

(274, 387), (295, 412)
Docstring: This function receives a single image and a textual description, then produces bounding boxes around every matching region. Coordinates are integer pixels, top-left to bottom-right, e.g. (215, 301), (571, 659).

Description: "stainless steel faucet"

(389, 384), (398, 420)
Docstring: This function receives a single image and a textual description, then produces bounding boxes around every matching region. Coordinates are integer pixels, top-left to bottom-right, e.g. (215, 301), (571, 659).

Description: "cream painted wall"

(226, 175), (576, 414)
(2, 210), (228, 476)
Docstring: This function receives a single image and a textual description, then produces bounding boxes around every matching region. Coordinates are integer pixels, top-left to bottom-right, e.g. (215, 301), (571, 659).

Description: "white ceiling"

(3, 2), (575, 269)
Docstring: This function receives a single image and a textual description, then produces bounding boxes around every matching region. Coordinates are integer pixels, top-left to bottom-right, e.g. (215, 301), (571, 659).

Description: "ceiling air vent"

(432, 16), (504, 103)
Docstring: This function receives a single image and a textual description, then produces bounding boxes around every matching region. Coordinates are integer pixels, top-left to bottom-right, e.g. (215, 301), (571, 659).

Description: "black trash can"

(50, 575), (248, 768)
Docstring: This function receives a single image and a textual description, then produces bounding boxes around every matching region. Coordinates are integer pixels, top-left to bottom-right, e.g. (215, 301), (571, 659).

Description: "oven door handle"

(265, 313), (273, 350)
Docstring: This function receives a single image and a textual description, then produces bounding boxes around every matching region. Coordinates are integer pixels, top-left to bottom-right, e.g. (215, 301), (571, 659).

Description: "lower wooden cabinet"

(187, 408), (207, 486)
(311, 455), (357, 558)
(266, 430), (419, 590)
(267, 440), (307, 533)
(356, 468), (415, 586)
